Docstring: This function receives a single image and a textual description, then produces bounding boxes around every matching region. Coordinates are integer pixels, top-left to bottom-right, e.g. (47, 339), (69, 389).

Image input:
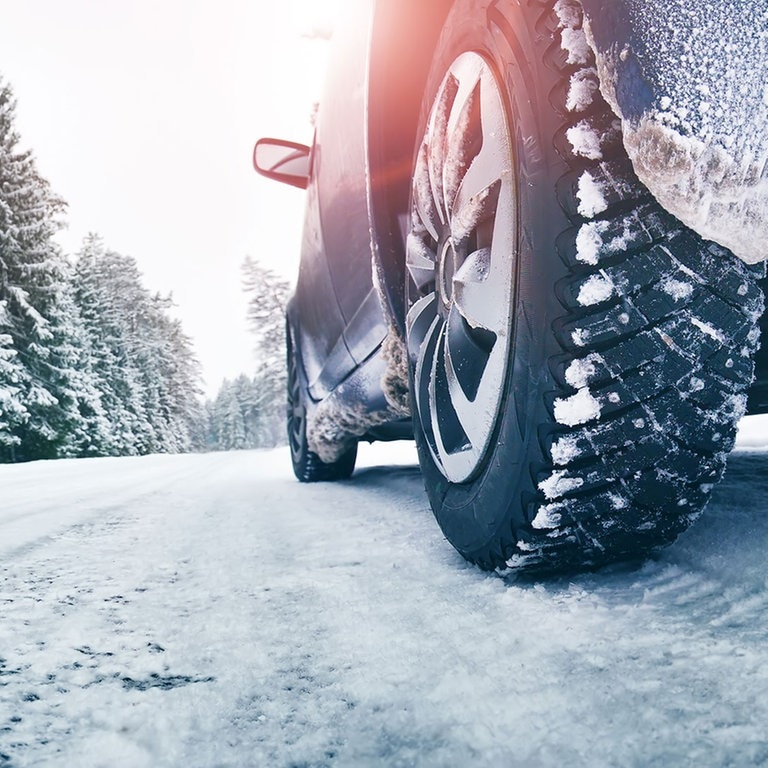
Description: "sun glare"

(289, 0), (341, 40)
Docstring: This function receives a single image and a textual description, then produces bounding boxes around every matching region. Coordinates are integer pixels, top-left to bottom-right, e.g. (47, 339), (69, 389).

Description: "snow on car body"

(254, 0), (768, 573)
(582, 0), (768, 266)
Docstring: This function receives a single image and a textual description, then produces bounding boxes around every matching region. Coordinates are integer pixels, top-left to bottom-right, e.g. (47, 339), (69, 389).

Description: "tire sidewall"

(286, 327), (310, 473)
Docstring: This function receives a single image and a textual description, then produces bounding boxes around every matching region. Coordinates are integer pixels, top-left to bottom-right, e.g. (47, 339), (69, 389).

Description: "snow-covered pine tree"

(0, 307), (28, 457)
(73, 234), (202, 456)
(141, 296), (203, 452)
(231, 373), (274, 447)
(241, 255), (291, 445)
(41, 257), (111, 458)
(73, 235), (145, 455)
(203, 376), (258, 451)
(0, 75), (202, 461)
(209, 379), (248, 451)
(0, 75), (98, 461)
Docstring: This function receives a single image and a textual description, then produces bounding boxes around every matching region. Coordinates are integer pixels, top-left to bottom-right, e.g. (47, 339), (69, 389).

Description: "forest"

(0, 76), (288, 462)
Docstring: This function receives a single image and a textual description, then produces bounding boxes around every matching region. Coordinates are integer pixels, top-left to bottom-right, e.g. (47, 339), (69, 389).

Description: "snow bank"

(581, 0), (768, 264)
(735, 413), (768, 451)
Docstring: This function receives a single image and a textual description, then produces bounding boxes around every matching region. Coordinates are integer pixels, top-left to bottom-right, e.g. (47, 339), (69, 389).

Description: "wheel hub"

(437, 238), (459, 313)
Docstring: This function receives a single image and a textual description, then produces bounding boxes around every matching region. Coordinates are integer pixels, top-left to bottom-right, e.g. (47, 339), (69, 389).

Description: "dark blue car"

(255, 0), (768, 573)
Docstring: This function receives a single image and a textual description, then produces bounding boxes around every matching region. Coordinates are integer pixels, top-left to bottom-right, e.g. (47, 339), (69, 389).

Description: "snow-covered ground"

(1, 416), (768, 767)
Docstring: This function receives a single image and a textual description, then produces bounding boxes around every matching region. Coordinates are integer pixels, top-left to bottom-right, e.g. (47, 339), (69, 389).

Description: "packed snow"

(553, 386), (602, 426)
(576, 171), (608, 218)
(537, 469), (585, 500)
(1, 421), (768, 767)
(660, 276), (694, 302)
(531, 503), (564, 530)
(559, 26), (590, 66)
(576, 273), (615, 306)
(550, 433), (582, 466)
(564, 353), (602, 389)
(567, 120), (603, 160)
(566, 68), (600, 114)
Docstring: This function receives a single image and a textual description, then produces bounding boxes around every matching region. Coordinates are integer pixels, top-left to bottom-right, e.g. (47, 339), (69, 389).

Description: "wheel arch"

(366, 0), (453, 335)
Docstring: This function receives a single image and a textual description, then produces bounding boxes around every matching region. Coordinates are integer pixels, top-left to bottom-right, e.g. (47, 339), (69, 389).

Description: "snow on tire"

(405, 0), (764, 573)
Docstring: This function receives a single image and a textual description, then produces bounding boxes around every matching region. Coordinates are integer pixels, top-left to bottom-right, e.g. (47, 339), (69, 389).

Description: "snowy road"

(2, 422), (768, 767)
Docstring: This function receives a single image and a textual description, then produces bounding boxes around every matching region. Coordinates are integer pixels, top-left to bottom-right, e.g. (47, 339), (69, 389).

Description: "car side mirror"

(253, 138), (311, 189)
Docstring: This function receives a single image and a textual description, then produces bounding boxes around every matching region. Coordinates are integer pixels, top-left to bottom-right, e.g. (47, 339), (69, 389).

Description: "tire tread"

(501, 0), (765, 573)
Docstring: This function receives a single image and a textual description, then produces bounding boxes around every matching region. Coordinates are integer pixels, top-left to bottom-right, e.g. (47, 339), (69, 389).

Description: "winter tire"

(405, 0), (764, 573)
(286, 330), (357, 482)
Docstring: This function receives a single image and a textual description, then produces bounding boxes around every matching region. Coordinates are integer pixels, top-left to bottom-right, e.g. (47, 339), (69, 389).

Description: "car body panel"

(291, 0), (391, 400)
(315, 1), (376, 330)
(289, 176), (355, 400)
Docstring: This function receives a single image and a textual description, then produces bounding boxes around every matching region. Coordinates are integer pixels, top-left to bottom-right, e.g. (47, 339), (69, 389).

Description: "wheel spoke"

(445, 299), (495, 402)
(413, 143), (441, 243)
(443, 305), (495, 450)
(450, 176), (501, 250)
(451, 147), (504, 234)
(450, 68), (511, 244)
(409, 302), (442, 455)
(406, 293), (439, 365)
(405, 231), (437, 291)
(427, 72), (459, 228)
(452, 246), (508, 334)
(429, 328), (472, 458)
(443, 78), (481, 218)
(439, 311), (509, 479)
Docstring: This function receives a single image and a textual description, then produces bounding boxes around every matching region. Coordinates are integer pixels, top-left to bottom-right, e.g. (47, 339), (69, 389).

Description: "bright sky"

(0, 0), (335, 396)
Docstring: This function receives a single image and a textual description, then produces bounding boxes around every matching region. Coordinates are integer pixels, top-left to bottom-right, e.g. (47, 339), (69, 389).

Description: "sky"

(0, 0), (336, 396)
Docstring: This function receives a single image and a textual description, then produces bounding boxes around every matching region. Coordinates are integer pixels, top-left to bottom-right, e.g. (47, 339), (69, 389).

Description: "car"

(254, 0), (768, 573)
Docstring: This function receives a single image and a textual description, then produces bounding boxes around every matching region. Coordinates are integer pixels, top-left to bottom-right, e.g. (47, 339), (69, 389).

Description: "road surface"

(2, 421), (768, 767)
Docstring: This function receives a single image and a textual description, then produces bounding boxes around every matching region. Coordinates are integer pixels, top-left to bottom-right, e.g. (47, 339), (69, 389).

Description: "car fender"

(579, 0), (768, 264)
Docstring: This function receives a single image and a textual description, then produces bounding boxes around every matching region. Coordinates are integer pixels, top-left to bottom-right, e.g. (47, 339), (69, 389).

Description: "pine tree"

(211, 379), (246, 451)
(0, 316), (28, 456)
(0, 75), (204, 461)
(141, 296), (203, 452)
(41, 258), (111, 458)
(0, 75), (95, 461)
(73, 235), (145, 455)
(241, 256), (291, 447)
(73, 234), (203, 457)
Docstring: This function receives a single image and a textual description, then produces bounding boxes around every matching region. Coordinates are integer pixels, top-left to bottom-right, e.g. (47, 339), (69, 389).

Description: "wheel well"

(367, 0), (452, 335)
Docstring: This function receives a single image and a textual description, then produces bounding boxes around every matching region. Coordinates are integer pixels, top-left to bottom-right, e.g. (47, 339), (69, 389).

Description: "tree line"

(202, 257), (290, 452)
(1, 74), (290, 462)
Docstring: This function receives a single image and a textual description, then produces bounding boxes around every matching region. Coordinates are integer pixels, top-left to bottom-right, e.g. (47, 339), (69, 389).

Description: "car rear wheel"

(405, 0), (764, 572)
(287, 330), (357, 482)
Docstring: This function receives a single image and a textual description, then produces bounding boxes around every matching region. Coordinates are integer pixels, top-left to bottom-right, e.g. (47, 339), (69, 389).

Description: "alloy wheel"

(406, 52), (517, 483)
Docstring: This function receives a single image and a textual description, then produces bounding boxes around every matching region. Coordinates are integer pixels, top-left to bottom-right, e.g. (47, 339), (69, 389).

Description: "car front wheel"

(405, 0), (764, 572)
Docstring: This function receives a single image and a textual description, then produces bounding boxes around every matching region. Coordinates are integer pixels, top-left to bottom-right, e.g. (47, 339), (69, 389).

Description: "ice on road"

(2, 419), (768, 767)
